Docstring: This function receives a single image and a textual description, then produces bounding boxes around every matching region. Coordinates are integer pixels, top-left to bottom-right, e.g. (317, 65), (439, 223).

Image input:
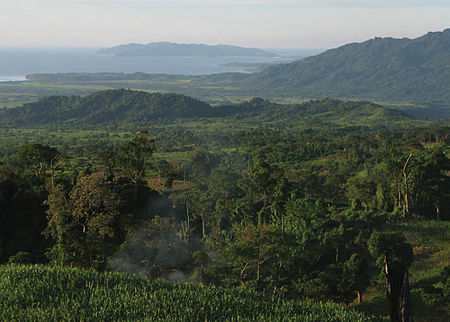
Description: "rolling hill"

(0, 90), (211, 128)
(0, 89), (414, 129)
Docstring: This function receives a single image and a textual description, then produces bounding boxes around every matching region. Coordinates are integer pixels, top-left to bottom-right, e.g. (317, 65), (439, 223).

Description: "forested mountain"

(97, 42), (275, 57)
(243, 29), (450, 104)
(0, 89), (413, 128)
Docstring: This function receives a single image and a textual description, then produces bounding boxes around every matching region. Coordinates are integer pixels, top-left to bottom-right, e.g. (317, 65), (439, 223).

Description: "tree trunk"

(134, 183), (138, 202)
(51, 168), (55, 189)
(401, 270), (413, 322)
(435, 203), (440, 221)
(357, 291), (363, 304)
(402, 151), (414, 218)
(186, 203), (190, 230)
(201, 213), (206, 238)
(385, 255), (402, 322)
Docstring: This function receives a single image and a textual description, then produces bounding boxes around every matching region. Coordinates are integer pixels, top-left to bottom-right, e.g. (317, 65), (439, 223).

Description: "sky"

(0, 0), (449, 49)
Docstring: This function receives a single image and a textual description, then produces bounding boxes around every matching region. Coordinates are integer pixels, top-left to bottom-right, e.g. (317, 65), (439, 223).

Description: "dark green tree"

(16, 144), (60, 186)
(368, 232), (413, 322)
(93, 147), (116, 181)
(45, 175), (122, 269)
(118, 131), (154, 200)
(341, 254), (371, 304)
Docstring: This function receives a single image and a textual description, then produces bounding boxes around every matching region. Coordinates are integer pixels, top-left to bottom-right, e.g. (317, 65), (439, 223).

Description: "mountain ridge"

(242, 28), (450, 104)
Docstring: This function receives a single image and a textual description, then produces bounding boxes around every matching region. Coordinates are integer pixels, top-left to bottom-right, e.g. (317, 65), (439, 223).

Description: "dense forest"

(1, 89), (449, 320)
(0, 89), (414, 129)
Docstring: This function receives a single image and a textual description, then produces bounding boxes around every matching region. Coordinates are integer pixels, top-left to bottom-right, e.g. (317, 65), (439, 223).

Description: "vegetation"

(2, 29), (447, 120)
(244, 29), (450, 105)
(0, 264), (376, 321)
(0, 88), (448, 320)
(0, 89), (418, 129)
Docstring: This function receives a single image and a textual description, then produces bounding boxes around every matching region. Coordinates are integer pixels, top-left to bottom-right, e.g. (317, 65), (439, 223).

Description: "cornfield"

(0, 264), (379, 321)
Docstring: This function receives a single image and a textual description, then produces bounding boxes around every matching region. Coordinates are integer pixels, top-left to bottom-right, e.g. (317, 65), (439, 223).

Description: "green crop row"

(0, 264), (379, 321)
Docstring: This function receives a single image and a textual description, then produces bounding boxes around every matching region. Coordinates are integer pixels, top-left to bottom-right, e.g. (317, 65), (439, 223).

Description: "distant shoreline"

(0, 76), (27, 82)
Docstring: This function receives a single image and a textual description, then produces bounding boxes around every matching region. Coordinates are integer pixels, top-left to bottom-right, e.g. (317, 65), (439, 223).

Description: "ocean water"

(0, 48), (306, 81)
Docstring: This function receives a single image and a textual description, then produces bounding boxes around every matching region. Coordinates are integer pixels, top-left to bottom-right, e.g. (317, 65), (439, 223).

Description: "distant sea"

(0, 48), (323, 81)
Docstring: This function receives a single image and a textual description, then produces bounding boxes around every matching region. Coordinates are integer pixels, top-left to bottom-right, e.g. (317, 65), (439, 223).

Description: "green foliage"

(0, 87), (448, 320)
(341, 254), (371, 303)
(45, 175), (124, 269)
(0, 89), (212, 128)
(118, 130), (154, 185)
(15, 143), (60, 178)
(0, 165), (48, 263)
(8, 251), (33, 264)
(368, 232), (414, 321)
(368, 232), (413, 271)
(0, 264), (377, 321)
(0, 89), (417, 130)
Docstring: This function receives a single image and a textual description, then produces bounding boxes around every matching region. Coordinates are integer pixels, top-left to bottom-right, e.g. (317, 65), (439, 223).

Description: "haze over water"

(0, 48), (321, 80)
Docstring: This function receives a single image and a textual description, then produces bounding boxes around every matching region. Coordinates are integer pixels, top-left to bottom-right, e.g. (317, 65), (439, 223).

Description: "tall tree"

(118, 131), (154, 200)
(368, 232), (413, 322)
(16, 144), (60, 186)
(45, 175), (122, 269)
(93, 147), (116, 181)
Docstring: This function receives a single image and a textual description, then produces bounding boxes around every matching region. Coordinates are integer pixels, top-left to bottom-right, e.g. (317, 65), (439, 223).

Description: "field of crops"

(0, 264), (379, 321)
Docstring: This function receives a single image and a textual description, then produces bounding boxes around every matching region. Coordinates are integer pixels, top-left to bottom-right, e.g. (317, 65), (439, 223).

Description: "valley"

(0, 25), (449, 321)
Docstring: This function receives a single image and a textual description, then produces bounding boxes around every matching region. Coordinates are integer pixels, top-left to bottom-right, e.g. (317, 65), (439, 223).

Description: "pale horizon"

(0, 0), (449, 49)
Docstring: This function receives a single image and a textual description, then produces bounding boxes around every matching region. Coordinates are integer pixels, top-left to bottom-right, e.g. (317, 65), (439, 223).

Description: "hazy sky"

(1, 0), (449, 49)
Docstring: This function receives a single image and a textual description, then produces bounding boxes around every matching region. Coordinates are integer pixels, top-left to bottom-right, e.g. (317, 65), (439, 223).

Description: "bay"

(0, 48), (299, 77)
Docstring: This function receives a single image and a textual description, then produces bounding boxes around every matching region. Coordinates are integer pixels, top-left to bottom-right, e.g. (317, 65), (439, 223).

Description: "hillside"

(243, 29), (450, 104)
(98, 42), (276, 57)
(0, 265), (377, 321)
(0, 90), (212, 128)
(0, 90), (415, 129)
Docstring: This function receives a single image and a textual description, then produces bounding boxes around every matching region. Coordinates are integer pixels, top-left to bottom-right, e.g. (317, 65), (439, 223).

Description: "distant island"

(97, 42), (276, 57)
